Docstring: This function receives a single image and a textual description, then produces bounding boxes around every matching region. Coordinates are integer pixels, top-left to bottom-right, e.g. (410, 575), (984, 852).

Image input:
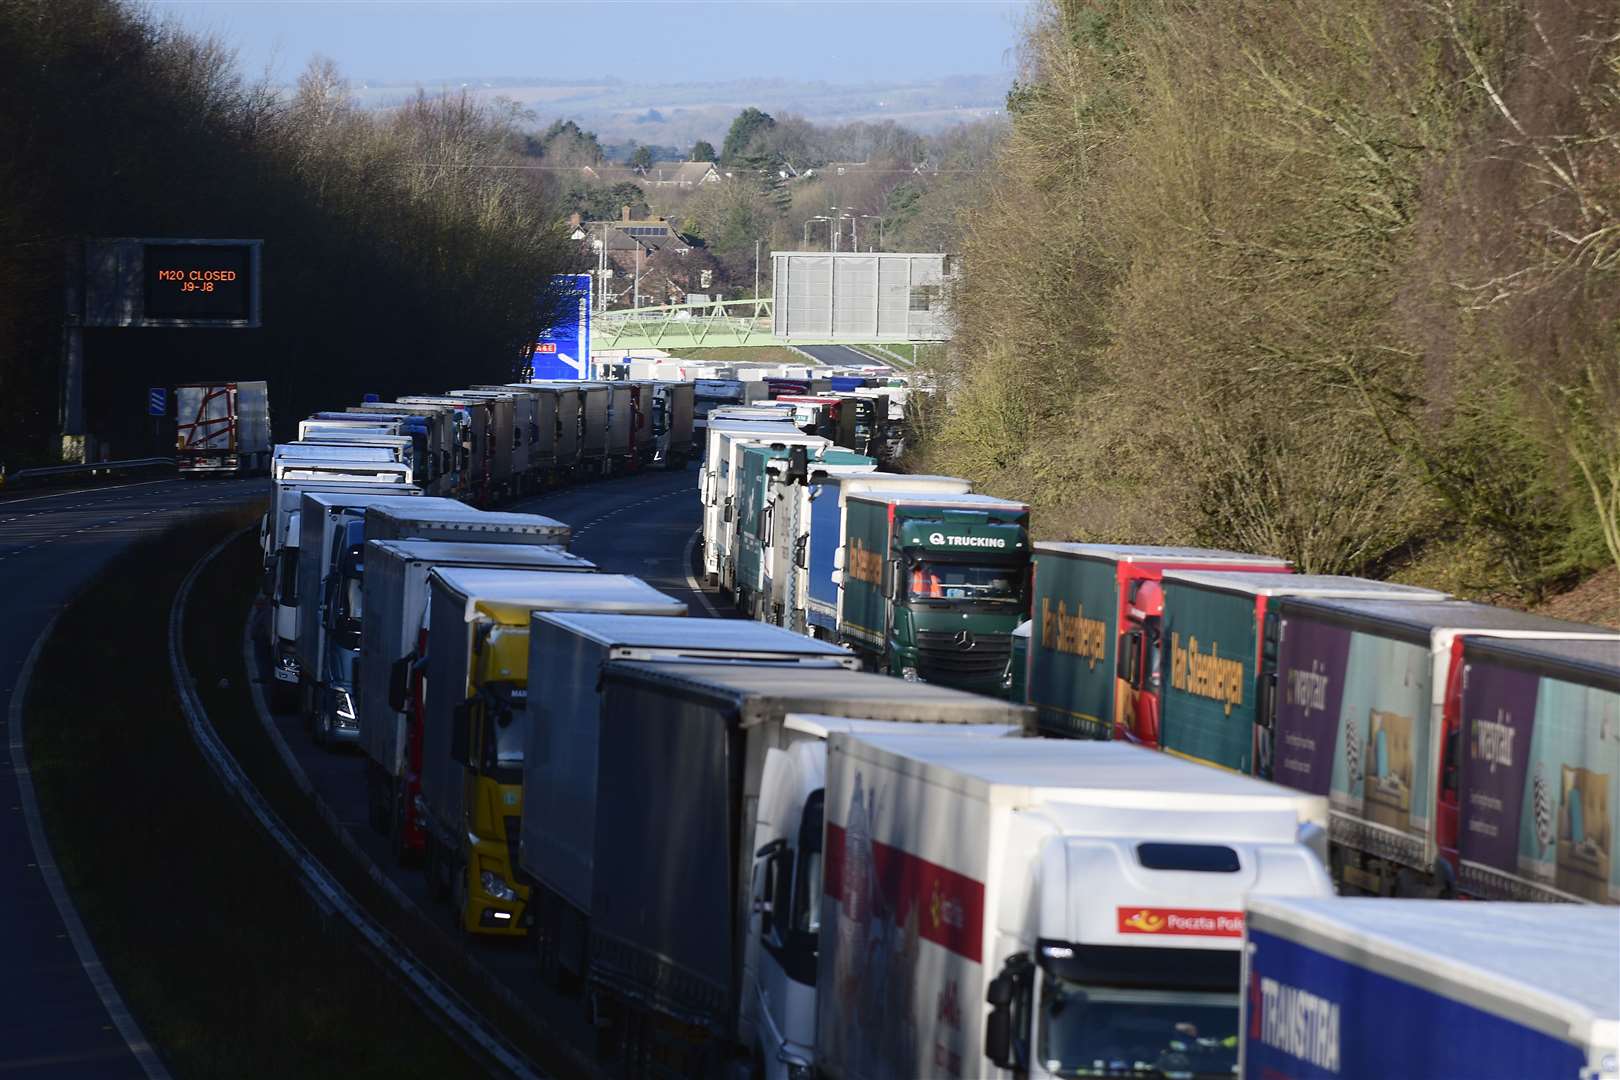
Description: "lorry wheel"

(269, 682), (295, 714)
(449, 857), (470, 934)
(386, 785), (412, 865)
(367, 769), (390, 835)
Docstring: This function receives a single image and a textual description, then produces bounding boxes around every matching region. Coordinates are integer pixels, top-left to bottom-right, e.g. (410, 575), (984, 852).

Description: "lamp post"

(803, 216), (832, 250)
(855, 214), (883, 252)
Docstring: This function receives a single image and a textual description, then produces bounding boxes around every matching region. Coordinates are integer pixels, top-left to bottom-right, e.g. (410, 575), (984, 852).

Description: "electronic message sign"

(83, 238), (262, 328)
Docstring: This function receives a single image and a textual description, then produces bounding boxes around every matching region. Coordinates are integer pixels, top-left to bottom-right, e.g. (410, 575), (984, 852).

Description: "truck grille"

(915, 629), (1012, 685)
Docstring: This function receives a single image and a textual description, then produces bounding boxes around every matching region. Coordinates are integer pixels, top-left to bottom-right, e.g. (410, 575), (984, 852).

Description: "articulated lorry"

(697, 419), (800, 582)
(175, 380), (271, 475)
(803, 474), (971, 640)
(1157, 571), (1448, 778)
(649, 381), (694, 468)
(358, 539), (595, 861)
(271, 442), (401, 480)
(519, 615), (859, 989)
(1240, 897), (1620, 1079)
(838, 491), (1031, 695)
(713, 430), (829, 592)
(1026, 544), (1291, 743)
(295, 493), (463, 740)
(1447, 634), (1620, 904)
(306, 498), (570, 744)
(818, 735), (1334, 1080)
(583, 662), (1031, 1074)
(351, 401), (465, 497)
(1268, 596), (1618, 899)
(749, 445), (877, 628)
(398, 396), (495, 503)
(421, 568), (685, 935)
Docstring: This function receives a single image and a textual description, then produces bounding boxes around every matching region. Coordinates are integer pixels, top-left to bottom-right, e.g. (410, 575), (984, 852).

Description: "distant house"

(640, 161), (721, 188)
(581, 208), (693, 258)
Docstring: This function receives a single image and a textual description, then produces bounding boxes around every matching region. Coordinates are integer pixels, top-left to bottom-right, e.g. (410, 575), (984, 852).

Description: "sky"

(149, 0), (1027, 86)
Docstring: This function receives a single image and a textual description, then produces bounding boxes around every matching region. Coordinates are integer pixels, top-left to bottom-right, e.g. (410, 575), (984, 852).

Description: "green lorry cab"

(838, 491), (1030, 695)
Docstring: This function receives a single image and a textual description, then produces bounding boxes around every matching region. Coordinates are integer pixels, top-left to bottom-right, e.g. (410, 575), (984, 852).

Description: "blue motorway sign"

(147, 387), (167, 416)
(533, 273), (591, 379)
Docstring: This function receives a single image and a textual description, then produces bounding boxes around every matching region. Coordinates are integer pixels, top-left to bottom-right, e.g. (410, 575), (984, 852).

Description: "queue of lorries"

(699, 391), (1620, 1076)
(241, 363), (1616, 1080)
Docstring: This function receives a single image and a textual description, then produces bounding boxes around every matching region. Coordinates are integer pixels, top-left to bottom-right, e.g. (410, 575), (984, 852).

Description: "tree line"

(0, 0), (576, 463)
(922, 0), (1620, 600)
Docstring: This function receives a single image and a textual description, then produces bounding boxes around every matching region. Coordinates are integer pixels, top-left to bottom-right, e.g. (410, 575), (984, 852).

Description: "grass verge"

(24, 512), (479, 1078)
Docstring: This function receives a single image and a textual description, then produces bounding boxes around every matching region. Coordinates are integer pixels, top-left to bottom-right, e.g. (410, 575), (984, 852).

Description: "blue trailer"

(1241, 896), (1619, 1080)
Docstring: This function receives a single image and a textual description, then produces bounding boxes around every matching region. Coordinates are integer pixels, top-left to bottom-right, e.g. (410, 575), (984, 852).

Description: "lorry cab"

(317, 519), (367, 744)
(749, 716), (1022, 1080)
(841, 491), (1031, 694)
(815, 735), (1333, 1080)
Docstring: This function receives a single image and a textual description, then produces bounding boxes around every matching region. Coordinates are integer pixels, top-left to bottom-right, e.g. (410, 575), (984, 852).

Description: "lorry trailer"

(1157, 571), (1448, 777)
(818, 734), (1334, 1080)
(1448, 634), (1620, 903)
(518, 614), (859, 989)
(1240, 896), (1619, 1079)
(1026, 544), (1291, 742)
(1269, 595), (1618, 899)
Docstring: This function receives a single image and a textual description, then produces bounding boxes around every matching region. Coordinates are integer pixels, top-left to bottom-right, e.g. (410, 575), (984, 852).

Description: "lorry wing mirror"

(449, 700), (473, 766)
(984, 1007), (1012, 1069)
(388, 655), (413, 714)
(986, 971), (1013, 1008)
(793, 534), (808, 570)
(885, 559), (900, 601)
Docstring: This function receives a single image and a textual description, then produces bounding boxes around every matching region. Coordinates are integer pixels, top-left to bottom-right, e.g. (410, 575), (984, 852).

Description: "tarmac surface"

(0, 477), (267, 1077)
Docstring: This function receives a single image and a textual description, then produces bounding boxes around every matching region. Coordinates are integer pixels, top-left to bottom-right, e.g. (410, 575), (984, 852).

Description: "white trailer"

(519, 615), (859, 987)
(357, 539), (595, 859)
(175, 380), (271, 475)
(362, 503), (569, 549)
(816, 735), (1334, 1080)
(1240, 897), (1620, 1079)
(295, 493), (464, 741)
(717, 432), (830, 594)
(271, 442), (399, 481)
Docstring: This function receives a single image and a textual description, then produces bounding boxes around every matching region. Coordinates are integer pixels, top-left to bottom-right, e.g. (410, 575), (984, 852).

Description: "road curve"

(0, 477), (267, 1077)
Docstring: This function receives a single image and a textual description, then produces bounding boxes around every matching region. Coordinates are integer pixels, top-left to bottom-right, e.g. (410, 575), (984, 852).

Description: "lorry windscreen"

(480, 683), (527, 782)
(906, 561), (1020, 603)
(1039, 978), (1237, 1079)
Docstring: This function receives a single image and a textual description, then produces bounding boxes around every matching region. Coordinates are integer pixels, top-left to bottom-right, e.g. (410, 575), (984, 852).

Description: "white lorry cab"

(815, 735), (1334, 1080)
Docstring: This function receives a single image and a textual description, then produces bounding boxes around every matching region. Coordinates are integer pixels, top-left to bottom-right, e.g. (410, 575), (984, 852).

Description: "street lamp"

(855, 214), (883, 251)
(804, 215), (832, 250)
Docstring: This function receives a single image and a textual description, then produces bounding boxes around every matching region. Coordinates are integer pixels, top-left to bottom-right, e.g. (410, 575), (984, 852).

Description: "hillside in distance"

(348, 74), (1010, 146)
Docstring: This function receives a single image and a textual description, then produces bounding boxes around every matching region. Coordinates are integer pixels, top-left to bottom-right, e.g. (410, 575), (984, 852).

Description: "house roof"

(643, 161), (719, 184)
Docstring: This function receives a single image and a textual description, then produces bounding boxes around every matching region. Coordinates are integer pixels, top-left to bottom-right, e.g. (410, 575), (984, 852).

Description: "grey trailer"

(521, 616), (856, 984)
(358, 539), (594, 855)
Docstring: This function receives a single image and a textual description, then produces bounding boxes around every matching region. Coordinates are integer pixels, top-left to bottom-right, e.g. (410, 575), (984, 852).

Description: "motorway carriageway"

(247, 463), (731, 1068)
(0, 477), (268, 1078)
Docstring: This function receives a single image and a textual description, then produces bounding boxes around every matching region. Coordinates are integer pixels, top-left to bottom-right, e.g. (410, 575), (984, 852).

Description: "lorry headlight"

(335, 690), (356, 721)
(480, 870), (518, 901)
(900, 665), (919, 682)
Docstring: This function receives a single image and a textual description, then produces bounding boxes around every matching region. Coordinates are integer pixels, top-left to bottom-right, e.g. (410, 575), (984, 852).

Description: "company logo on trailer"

(926, 531), (1007, 549)
(1285, 660), (1332, 715)
(1039, 598), (1108, 668)
(1116, 907), (1244, 937)
(1249, 971), (1342, 1073)
(1471, 708), (1517, 774)
(847, 537), (884, 586)
(1169, 633), (1245, 714)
